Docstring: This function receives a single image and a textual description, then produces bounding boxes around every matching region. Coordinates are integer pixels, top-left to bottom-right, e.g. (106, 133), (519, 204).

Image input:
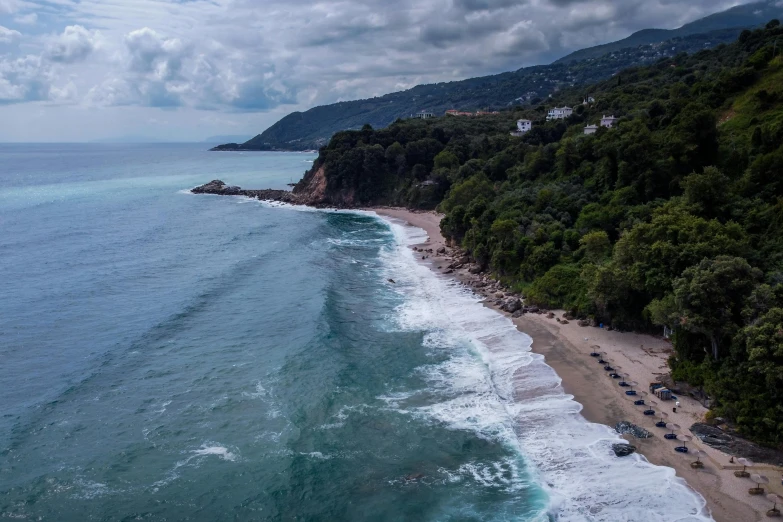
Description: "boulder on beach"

(502, 298), (522, 313)
(615, 421), (652, 439)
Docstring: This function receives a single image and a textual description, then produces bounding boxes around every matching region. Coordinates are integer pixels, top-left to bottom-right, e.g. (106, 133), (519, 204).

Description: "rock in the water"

(612, 443), (637, 457)
(191, 179), (298, 204)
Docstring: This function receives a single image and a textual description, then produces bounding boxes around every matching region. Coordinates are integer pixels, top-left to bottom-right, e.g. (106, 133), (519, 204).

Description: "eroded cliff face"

(293, 164), (355, 207)
(292, 165), (328, 205)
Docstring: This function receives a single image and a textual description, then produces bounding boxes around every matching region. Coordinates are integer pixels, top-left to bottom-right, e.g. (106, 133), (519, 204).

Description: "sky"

(0, 0), (765, 142)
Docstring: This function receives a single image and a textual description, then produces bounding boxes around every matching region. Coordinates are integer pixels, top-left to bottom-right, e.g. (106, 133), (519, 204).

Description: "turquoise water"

(0, 144), (713, 521)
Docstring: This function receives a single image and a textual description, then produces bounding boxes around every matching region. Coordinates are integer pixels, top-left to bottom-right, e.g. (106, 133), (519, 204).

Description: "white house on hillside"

(601, 115), (619, 128)
(413, 111), (435, 119)
(547, 107), (573, 120)
(511, 119), (533, 137)
(584, 125), (599, 135)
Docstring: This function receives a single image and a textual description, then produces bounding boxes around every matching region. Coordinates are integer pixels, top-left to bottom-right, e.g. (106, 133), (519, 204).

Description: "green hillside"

(304, 20), (783, 446)
(216, 37), (755, 152)
(555, 0), (783, 64)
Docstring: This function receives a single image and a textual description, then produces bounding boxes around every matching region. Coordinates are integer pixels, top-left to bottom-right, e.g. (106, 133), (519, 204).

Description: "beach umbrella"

(664, 422), (680, 439)
(644, 399), (657, 416)
(767, 493), (781, 515)
(750, 474), (769, 495)
(625, 382), (639, 397)
(589, 345), (601, 357)
(598, 351), (607, 364)
(675, 434), (692, 453)
(619, 373), (630, 387)
(738, 457), (754, 472)
(735, 457), (754, 478)
(691, 449), (708, 468)
(656, 411), (669, 428)
(631, 390), (647, 406)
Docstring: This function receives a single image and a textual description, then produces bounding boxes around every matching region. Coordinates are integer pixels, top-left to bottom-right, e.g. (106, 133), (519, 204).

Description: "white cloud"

(0, 54), (51, 103)
(0, 0), (19, 15)
(45, 25), (101, 63)
(49, 80), (78, 103)
(0, 25), (22, 44)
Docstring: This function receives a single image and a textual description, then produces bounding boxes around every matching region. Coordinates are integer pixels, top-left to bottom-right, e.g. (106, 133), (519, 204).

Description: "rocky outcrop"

(192, 163), (358, 208)
(292, 166), (333, 206)
(191, 179), (300, 203)
(690, 423), (783, 466)
(612, 443), (637, 457)
(615, 421), (652, 439)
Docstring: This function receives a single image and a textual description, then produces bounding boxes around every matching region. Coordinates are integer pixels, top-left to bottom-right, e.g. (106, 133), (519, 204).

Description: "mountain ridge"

(555, 0), (783, 64)
(213, 1), (783, 153)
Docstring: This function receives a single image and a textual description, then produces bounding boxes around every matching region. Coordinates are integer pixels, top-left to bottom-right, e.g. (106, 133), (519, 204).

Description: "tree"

(579, 230), (611, 262)
(434, 150), (459, 171)
(613, 204), (748, 297)
(681, 166), (731, 218)
(672, 256), (760, 360)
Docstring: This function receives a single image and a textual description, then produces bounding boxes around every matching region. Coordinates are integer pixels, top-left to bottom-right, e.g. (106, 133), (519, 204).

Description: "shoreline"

(373, 207), (780, 522)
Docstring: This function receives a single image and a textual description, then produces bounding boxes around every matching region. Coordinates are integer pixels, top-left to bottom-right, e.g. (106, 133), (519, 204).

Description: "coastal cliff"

(191, 165), (347, 207)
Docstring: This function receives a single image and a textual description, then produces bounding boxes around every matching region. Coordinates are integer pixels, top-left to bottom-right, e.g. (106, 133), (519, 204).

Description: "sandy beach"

(374, 207), (783, 522)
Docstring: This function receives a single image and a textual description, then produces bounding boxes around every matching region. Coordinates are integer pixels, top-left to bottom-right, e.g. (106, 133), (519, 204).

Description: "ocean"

(0, 143), (712, 521)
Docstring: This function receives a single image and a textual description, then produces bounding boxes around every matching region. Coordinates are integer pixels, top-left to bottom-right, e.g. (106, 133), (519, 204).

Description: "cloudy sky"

(0, 0), (760, 141)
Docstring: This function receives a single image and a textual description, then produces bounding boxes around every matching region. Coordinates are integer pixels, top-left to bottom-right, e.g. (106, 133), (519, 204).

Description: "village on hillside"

(412, 97), (618, 138)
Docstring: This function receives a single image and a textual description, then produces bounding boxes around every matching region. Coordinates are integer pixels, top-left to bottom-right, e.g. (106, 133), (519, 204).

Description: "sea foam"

(375, 216), (713, 522)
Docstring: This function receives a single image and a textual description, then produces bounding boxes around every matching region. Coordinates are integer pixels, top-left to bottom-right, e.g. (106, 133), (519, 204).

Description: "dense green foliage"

(310, 23), (783, 447)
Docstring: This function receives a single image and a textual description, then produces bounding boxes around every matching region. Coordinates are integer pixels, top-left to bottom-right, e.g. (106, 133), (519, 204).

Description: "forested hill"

(299, 21), (783, 447)
(555, 0), (783, 64)
(213, 2), (783, 153)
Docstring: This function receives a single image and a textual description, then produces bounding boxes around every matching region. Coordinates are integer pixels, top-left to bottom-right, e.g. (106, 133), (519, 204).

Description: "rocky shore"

(191, 165), (351, 208)
(191, 179), (300, 203)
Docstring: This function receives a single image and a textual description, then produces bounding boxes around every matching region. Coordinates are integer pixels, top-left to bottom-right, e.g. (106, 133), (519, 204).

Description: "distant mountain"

(203, 135), (251, 144)
(214, 2), (783, 152)
(556, 0), (783, 64)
